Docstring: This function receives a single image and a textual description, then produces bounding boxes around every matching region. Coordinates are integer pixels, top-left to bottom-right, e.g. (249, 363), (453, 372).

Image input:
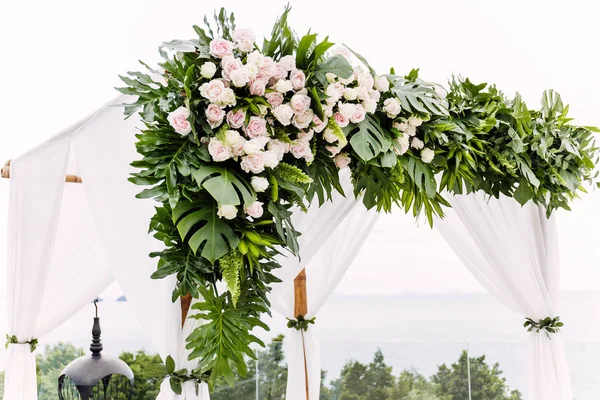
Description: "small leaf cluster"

(523, 316), (564, 338)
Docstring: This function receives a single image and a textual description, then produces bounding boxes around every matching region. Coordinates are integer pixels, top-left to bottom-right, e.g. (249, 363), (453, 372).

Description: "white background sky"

(1, 0), (600, 295)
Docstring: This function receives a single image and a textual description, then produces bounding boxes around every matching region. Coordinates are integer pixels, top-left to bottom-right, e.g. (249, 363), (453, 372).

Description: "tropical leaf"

(389, 75), (448, 116)
(314, 55), (353, 86)
(344, 114), (391, 162)
(192, 165), (256, 206)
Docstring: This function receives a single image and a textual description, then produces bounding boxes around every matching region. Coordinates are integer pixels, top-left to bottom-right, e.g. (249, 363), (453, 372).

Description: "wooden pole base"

(294, 268), (310, 400)
(181, 293), (192, 328)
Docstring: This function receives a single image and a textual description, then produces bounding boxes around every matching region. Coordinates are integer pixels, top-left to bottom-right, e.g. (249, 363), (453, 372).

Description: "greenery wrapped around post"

(120, 6), (599, 390)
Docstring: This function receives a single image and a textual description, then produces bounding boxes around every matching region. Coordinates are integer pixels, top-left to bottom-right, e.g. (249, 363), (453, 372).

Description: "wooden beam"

(0, 160), (83, 183)
(294, 268), (310, 400)
(180, 293), (193, 328)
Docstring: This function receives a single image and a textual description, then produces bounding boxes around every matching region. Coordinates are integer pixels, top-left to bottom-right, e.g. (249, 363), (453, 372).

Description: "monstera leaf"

(173, 201), (239, 263)
(345, 114), (391, 162)
(388, 74), (448, 116)
(192, 165), (256, 206)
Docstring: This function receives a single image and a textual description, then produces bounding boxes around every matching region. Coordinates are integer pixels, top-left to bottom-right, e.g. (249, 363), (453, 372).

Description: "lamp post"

(58, 300), (134, 399)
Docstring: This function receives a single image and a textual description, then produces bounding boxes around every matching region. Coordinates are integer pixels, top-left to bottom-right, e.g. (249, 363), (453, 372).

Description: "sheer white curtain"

(72, 97), (208, 399)
(274, 202), (379, 400)
(435, 192), (572, 400)
(4, 137), (113, 399)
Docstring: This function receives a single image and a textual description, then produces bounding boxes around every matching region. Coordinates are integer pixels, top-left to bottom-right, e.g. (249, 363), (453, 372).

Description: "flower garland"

(120, 7), (598, 390)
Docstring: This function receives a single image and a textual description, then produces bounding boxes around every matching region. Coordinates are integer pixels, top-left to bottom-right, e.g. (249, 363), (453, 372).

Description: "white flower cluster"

(392, 117), (434, 163)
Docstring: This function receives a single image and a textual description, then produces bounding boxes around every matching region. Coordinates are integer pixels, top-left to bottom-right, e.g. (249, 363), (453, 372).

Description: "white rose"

(278, 55), (296, 71)
(244, 201), (264, 218)
(408, 116), (423, 127)
(355, 86), (369, 101)
(268, 139), (287, 160)
(290, 93), (312, 114)
(405, 125), (417, 136)
(363, 99), (377, 114)
(383, 98), (402, 117)
(350, 104), (366, 124)
(395, 134), (410, 155)
(339, 103), (357, 119)
(290, 139), (311, 159)
(199, 80), (226, 102)
(374, 76), (390, 92)
(323, 128), (339, 143)
(243, 136), (270, 155)
(251, 176), (269, 192)
(275, 79), (293, 93)
(343, 87), (358, 101)
(224, 130), (241, 146)
(263, 150), (279, 168)
(325, 82), (344, 101)
(217, 205), (237, 220)
(230, 69), (250, 87)
(240, 153), (266, 174)
(233, 28), (256, 51)
(217, 88), (236, 107)
(357, 73), (374, 89)
(421, 148), (435, 163)
(200, 62), (217, 79)
(369, 90), (381, 102)
(246, 50), (264, 66)
(411, 137), (425, 150)
(273, 104), (294, 126)
(231, 136), (246, 157)
(292, 109), (314, 129)
(326, 73), (337, 83)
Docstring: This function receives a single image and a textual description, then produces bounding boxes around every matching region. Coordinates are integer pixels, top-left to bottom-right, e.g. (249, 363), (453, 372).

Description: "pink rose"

(349, 104), (366, 124)
(334, 153), (351, 168)
(268, 139), (287, 161)
(338, 103), (356, 119)
(383, 98), (401, 117)
(292, 110), (314, 130)
(313, 116), (328, 133)
(208, 138), (231, 162)
(290, 139), (311, 159)
(205, 105), (225, 129)
(298, 129), (314, 141)
(290, 93), (311, 114)
(245, 200), (264, 218)
(243, 136), (270, 155)
(331, 45), (351, 59)
(167, 106), (192, 136)
(244, 117), (268, 139)
(241, 153), (266, 174)
(209, 38), (234, 58)
(323, 128), (339, 143)
(221, 56), (243, 81)
(271, 65), (287, 82)
(290, 69), (306, 90)
(226, 109), (246, 129)
(326, 145), (342, 156)
(249, 78), (267, 96)
(278, 55), (296, 71)
(258, 58), (276, 79)
(411, 137), (424, 150)
(325, 82), (344, 100)
(233, 28), (256, 53)
(357, 73), (375, 89)
(231, 136), (246, 156)
(265, 92), (284, 108)
(334, 112), (349, 128)
(200, 80), (226, 102)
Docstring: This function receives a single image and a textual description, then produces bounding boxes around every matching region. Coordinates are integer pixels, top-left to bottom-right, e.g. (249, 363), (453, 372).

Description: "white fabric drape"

(274, 201), (379, 400)
(4, 136), (113, 399)
(72, 98), (209, 399)
(435, 192), (572, 400)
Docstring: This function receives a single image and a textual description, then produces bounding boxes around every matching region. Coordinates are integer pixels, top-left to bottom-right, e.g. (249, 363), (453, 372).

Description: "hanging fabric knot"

(5, 334), (38, 352)
(523, 316), (563, 338)
(163, 355), (209, 395)
(287, 315), (316, 331)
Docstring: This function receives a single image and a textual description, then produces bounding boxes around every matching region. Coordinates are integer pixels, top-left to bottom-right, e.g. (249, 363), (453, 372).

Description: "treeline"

(19, 337), (521, 400)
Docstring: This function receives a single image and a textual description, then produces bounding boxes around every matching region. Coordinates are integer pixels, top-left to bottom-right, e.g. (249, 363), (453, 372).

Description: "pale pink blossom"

(249, 78), (267, 96)
(290, 139), (311, 159)
(247, 50), (264, 66)
(290, 93), (311, 114)
(411, 137), (424, 150)
(383, 98), (402, 117)
(278, 55), (296, 71)
(251, 176), (269, 192)
(350, 104), (366, 123)
(271, 65), (287, 82)
(338, 103), (357, 119)
(290, 69), (306, 90)
(243, 136), (270, 155)
(334, 153), (351, 168)
(326, 145), (342, 156)
(394, 135), (410, 155)
(263, 151), (279, 168)
(208, 138), (231, 162)
(230, 69), (250, 87)
(244, 117), (268, 139)
(217, 205), (237, 220)
(221, 56), (243, 81)
(227, 109), (246, 129)
(245, 200), (264, 218)
(331, 45), (351, 59)
(334, 112), (349, 128)
(298, 129), (314, 141)
(355, 86), (370, 101)
(313, 116), (328, 133)
(231, 137), (246, 156)
(375, 76), (390, 92)
(233, 28), (256, 53)
(323, 128), (339, 143)
(200, 80), (226, 102)
(363, 99), (377, 113)
(421, 148), (435, 163)
(265, 92), (284, 108)
(209, 38), (234, 58)
(325, 82), (344, 100)
(357, 73), (375, 89)
(241, 153), (266, 173)
(167, 107), (192, 136)
(274, 79), (293, 93)
(268, 139), (287, 160)
(205, 104), (226, 128)
(293, 110), (314, 129)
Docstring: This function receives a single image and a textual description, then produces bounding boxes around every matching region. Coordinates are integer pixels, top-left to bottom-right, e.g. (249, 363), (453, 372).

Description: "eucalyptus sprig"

(287, 315), (316, 331)
(523, 316), (564, 338)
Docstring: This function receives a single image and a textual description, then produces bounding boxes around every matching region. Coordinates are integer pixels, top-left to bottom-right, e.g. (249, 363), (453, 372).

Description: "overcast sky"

(1, 0), (599, 295)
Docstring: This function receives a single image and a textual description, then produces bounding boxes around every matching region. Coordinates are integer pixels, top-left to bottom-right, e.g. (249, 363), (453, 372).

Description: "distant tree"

(119, 350), (164, 400)
(431, 350), (522, 400)
(336, 349), (395, 400)
(36, 343), (84, 400)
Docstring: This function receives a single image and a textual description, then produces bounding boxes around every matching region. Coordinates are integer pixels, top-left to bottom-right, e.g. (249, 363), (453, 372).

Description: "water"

(26, 290), (600, 399)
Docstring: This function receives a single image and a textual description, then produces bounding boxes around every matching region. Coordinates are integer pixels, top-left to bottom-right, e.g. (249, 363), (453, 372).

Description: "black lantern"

(58, 300), (134, 399)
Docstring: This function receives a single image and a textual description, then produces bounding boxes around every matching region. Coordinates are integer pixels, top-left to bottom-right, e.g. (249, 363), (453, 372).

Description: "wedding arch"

(2, 6), (597, 400)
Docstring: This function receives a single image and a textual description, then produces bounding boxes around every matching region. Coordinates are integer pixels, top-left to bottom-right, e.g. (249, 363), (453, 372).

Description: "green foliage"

(219, 249), (243, 306)
(36, 343), (83, 400)
(524, 316), (563, 337)
(388, 70), (449, 116)
(119, 351), (165, 400)
(287, 315), (316, 331)
(345, 114), (391, 162)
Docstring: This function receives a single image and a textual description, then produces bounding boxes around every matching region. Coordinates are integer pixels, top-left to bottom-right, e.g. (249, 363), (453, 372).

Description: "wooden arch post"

(294, 268), (310, 400)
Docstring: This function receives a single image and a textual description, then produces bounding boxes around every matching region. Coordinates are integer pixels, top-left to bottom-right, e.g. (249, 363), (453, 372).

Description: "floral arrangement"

(119, 7), (598, 390)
